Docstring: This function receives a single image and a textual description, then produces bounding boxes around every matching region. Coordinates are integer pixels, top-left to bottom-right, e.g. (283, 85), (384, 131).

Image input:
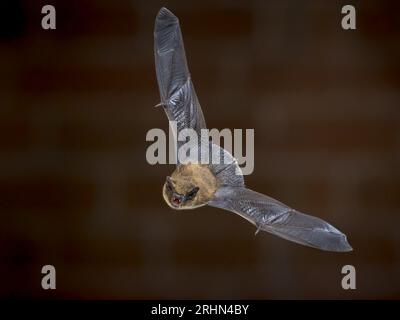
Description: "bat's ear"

(192, 187), (199, 193)
(185, 186), (199, 200)
(165, 176), (175, 193)
(166, 176), (174, 188)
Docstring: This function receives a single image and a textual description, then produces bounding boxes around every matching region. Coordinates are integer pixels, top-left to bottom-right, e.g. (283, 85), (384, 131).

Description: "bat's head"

(162, 176), (200, 210)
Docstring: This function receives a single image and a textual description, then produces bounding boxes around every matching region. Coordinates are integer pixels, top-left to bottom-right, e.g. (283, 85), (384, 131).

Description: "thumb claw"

(154, 102), (165, 108)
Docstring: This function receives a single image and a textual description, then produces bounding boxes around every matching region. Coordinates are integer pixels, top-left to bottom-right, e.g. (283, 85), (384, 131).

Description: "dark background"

(0, 0), (399, 299)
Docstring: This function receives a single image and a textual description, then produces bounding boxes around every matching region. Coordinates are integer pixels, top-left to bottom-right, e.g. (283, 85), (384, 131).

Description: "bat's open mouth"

(172, 196), (182, 206)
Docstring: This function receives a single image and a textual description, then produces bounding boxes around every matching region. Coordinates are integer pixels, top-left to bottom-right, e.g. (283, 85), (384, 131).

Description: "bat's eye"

(172, 196), (181, 205)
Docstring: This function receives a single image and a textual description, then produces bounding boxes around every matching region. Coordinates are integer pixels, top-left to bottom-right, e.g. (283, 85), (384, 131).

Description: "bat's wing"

(208, 144), (244, 187)
(208, 186), (352, 252)
(154, 7), (206, 162)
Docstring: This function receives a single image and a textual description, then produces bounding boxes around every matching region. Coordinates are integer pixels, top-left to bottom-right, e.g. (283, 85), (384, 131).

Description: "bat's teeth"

(172, 196), (182, 205)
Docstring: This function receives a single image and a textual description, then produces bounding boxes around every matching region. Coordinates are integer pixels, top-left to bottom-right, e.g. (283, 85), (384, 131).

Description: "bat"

(154, 7), (352, 252)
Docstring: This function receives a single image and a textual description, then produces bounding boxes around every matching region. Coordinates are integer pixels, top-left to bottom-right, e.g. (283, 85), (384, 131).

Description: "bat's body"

(163, 164), (219, 209)
(154, 7), (352, 252)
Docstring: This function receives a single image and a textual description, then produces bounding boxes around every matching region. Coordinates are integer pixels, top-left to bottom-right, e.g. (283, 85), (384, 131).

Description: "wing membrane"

(209, 186), (352, 252)
(154, 7), (206, 159)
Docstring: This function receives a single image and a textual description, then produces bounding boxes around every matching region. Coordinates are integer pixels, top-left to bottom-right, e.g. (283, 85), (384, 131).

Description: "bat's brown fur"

(163, 164), (219, 209)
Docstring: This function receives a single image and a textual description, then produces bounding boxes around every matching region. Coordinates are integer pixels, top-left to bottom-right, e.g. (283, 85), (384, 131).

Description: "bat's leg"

(254, 224), (262, 236)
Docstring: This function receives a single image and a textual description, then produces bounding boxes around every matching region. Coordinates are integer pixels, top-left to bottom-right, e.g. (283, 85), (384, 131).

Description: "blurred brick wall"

(0, 0), (399, 298)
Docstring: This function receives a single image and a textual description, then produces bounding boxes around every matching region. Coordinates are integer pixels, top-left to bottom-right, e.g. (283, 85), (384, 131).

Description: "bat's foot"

(254, 225), (261, 236)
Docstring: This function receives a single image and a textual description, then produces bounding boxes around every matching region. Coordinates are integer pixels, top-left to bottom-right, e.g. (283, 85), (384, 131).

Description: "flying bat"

(154, 7), (352, 252)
